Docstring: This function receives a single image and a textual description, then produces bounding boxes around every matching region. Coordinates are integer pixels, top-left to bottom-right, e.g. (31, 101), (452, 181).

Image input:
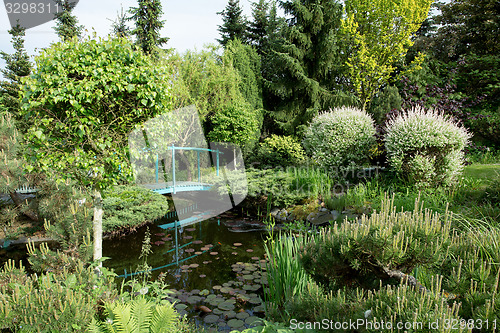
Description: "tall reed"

(263, 223), (313, 321)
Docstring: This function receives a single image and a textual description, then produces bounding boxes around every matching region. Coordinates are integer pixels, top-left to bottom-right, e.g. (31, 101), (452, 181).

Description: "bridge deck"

(141, 181), (212, 194)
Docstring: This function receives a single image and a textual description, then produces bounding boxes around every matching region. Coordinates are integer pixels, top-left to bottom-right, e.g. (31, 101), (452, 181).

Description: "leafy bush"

(303, 106), (376, 172)
(255, 135), (306, 167)
(102, 185), (170, 234)
(368, 85), (402, 124)
(384, 106), (471, 187)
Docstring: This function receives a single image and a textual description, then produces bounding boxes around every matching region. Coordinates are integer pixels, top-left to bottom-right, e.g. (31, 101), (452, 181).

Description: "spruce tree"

(129, 0), (169, 56)
(0, 24), (31, 117)
(217, 0), (248, 46)
(248, 0), (269, 53)
(53, 0), (83, 41)
(265, 0), (353, 135)
(110, 7), (131, 38)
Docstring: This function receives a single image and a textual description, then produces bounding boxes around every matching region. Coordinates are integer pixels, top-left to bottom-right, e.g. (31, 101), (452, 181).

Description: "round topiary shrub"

(256, 135), (306, 167)
(384, 106), (471, 187)
(302, 106), (376, 172)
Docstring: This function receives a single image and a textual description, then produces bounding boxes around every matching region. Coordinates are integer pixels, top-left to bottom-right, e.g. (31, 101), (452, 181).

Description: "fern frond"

(107, 301), (135, 332)
(150, 303), (178, 333)
(130, 297), (153, 333)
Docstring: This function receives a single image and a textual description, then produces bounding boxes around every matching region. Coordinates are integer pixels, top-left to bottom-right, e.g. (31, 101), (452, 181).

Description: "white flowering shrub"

(303, 106), (376, 171)
(384, 106), (471, 187)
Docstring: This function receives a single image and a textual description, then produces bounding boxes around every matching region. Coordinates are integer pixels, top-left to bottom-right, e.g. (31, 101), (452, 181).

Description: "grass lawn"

(464, 164), (500, 183)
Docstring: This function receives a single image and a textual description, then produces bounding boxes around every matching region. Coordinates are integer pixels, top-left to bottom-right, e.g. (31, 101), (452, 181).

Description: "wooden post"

(93, 189), (103, 268)
(172, 145), (176, 194)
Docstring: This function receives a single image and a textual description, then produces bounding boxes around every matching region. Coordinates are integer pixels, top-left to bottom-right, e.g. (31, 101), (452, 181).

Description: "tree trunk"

(93, 190), (103, 267)
(177, 150), (193, 181)
(9, 191), (39, 222)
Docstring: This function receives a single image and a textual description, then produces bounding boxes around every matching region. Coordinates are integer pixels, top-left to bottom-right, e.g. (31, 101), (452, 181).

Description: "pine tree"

(265, 0), (353, 135)
(0, 24), (31, 117)
(53, 0), (83, 41)
(217, 0), (248, 46)
(110, 7), (131, 38)
(248, 0), (269, 53)
(129, 0), (169, 56)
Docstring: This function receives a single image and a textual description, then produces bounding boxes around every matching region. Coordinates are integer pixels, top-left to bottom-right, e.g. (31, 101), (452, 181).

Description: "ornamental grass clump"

(384, 106), (471, 188)
(303, 106), (376, 173)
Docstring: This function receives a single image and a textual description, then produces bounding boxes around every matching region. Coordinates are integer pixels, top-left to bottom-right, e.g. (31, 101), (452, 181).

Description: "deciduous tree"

(341, 0), (432, 109)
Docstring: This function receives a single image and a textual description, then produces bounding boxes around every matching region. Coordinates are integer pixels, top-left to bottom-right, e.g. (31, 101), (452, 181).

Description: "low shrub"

(303, 106), (376, 173)
(255, 135), (306, 167)
(384, 105), (471, 188)
(0, 260), (117, 332)
(102, 185), (170, 234)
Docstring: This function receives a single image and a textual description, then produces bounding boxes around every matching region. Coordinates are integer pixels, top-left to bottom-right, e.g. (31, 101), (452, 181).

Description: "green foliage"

(303, 106), (376, 171)
(224, 39), (263, 110)
(384, 106), (471, 188)
(207, 102), (261, 147)
(0, 24), (32, 118)
(89, 297), (179, 333)
(102, 185), (170, 234)
(53, 0), (83, 41)
(300, 195), (453, 289)
(263, 229), (313, 321)
(129, 0), (169, 56)
(266, 0), (354, 134)
(21, 36), (173, 190)
(247, 0), (270, 54)
(255, 135), (306, 167)
(368, 85), (402, 124)
(0, 259), (117, 332)
(341, 0), (432, 109)
(166, 48), (246, 122)
(217, 0), (248, 46)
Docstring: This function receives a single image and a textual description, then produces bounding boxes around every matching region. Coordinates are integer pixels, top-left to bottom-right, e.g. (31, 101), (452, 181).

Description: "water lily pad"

(180, 265), (190, 270)
(175, 303), (188, 310)
(236, 311), (249, 320)
(233, 243), (242, 247)
(243, 275), (254, 280)
(206, 294), (217, 300)
(218, 302), (235, 311)
(213, 285), (222, 290)
(251, 257), (259, 260)
(174, 274), (181, 278)
(185, 248), (195, 253)
(184, 235), (193, 240)
(253, 305), (265, 313)
(227, 319), (244, 329)
(245, 316), (261, 326)
(186, 227), (196, 232)
(195, 251), (202, 255)
(211, 308), (222, 315)
(203, 261), (210, 264)
(155, 233), (165, 236)
(193, 240), (203, 244)
(187, 295), (202, 304)
(210, 252), (218, 256)
(189, 263), (199, 268)
(246, 249), (254, 253)
(232, 252), (238, 255)
(223, 310), (236, 319)
(204, 314), (219, 324)
(154, 241), (165, 246)
(249, 297), (261, 304)
(242, 285), (253, 291)
(199, 289), (210, 296)
(162, 237), (172, 241)
(199, 274), (206, 278)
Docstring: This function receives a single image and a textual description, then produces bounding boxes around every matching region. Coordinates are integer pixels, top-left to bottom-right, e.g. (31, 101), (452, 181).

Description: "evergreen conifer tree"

(110, 7), (131, 38)
(53, 0), (83, 41)
(217, 0), (248, 46)
(0, 24), (31, 117)
(265, 0), (353, 134)
(129, 0), (169, 56)
(248, 0), (269, 53)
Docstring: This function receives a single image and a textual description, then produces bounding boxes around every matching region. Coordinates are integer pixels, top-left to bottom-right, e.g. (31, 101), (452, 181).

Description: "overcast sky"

(0, 0), (255, 71)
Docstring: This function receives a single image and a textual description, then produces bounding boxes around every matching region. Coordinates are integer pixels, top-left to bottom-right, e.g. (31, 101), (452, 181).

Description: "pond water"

(103, 211), (271, 331)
